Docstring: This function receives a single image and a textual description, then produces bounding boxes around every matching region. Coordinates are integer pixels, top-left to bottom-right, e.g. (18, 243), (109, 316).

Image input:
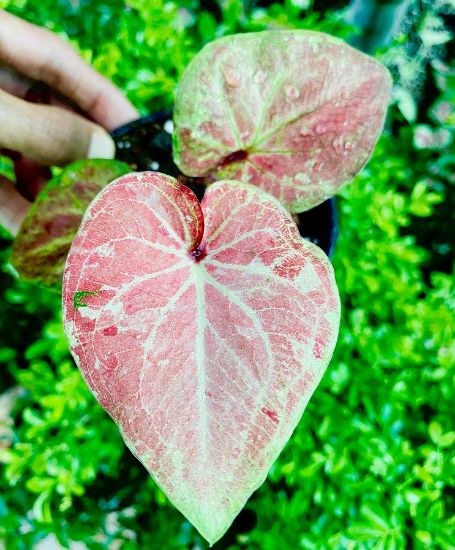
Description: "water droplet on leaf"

(284, 85), (300, 100)
(293, 172), (310, 185)
(253, 70), (267, 84)
(222, 65), (241, 88)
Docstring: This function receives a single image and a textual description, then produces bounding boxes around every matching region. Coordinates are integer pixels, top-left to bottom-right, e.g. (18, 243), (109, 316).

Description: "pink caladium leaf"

(173, 30), (392, 213)
(62, 172), (340, 544)
(10, 159), (131, 286)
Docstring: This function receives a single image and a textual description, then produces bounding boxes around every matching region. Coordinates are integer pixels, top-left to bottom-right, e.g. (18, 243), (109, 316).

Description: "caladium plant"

(6, 28), (391, 546)
(63, 172), (340, 544)
(173, 30), (392, 213)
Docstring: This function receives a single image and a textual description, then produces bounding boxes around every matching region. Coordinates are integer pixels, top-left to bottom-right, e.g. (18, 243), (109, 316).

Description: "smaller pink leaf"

(63, 173), (340, 544)
(173, 30), (392, 213)
(10, 159), (131, 286)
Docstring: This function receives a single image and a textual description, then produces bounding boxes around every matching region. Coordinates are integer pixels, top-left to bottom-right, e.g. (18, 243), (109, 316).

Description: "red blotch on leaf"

(105, 356), (118, 371)
(313, 339), (324, 359)
(103, 326), (118, 336)
(261, 407), (279, 424)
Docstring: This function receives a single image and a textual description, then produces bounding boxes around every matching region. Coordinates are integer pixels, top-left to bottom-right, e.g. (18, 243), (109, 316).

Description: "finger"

(0, 10), (139, 130)
(0, 88), (115, 165)
(0, 65), (32, 97)
(0, 176), (30, 236)
(0, 65), (85, 115)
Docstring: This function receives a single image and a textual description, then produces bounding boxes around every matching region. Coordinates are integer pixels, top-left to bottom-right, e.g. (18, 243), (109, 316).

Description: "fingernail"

(87, 129), (115, 159)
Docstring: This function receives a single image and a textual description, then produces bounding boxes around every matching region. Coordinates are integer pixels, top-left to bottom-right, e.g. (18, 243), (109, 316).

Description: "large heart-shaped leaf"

(173, 30), (392, 213)
(10, 159), (131, 286)
(62, 172), (340, 544)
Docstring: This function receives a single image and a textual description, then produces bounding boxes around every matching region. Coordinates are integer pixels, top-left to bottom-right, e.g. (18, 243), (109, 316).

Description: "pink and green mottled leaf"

(62, 172), (340, 544)
(173, 30), (392, 213)
(10, 159), (131, 286)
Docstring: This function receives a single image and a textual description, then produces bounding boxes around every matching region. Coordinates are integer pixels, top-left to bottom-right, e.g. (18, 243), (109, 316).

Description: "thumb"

(0, 88), (115, 166)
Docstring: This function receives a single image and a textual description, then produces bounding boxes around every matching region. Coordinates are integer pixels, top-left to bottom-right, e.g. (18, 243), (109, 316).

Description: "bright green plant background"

(0, 1), (453, 549)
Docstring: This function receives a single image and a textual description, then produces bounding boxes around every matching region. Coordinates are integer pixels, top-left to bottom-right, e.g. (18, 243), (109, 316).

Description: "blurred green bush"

(0, 1), (453, 548)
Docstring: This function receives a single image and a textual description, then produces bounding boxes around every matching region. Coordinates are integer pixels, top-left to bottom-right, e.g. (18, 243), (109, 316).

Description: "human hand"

(0, 10), (138, 236)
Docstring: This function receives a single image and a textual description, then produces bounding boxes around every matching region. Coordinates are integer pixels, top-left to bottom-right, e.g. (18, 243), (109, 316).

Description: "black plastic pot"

(111, 111), (338, 258)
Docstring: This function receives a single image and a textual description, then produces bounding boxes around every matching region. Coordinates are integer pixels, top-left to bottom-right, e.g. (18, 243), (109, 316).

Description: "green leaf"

(25, 477), (56, 494)
(32, 490), (53, 524)
(416, 530), (432, 545)
(73, 290), (100, 310)
(361, 504), (392, 531)
(438, 431), (455, 448)
(429, 420), (443, 444)
(393, 86), (417, 123)
(347, 523), (384, 540)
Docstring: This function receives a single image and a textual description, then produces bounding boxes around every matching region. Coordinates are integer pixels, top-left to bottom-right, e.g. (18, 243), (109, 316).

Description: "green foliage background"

(0, 1), (453, 548)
